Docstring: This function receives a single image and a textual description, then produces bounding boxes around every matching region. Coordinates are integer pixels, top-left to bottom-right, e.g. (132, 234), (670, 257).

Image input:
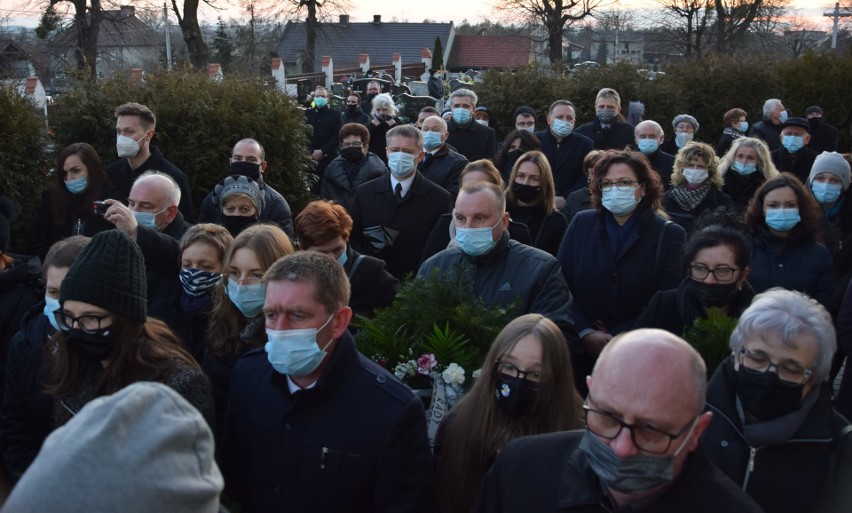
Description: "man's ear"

(688, 411), (714, 453)
(331, 306), (353, 338)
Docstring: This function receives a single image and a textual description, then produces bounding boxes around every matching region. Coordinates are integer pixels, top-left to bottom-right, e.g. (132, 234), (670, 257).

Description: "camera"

(91, 201), (109, 216)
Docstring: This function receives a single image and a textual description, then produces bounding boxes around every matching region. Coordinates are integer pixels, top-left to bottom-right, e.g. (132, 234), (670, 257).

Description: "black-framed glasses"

(600, 180), (640, 192)
(738, 348), (812, 385)
(54, 311), (111, 334)
(583, 401), (698, 454)
(688, 264), (739, 282)
(494, 361), (541, 390)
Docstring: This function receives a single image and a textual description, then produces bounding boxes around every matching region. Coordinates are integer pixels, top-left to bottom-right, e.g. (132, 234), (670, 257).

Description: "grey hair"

(729, 288), (836, 381)
(423, 115), (448, 132)
(134, 170), (181, 207)
(449, 88), (478, 107)
(763, 99), (782, 118)
(595, 88), (621, 106)
(387, 124), (423, 150)
(371, 93), (397, 116)
(634, 120), (663, 137)
(458, 181), (506, 215)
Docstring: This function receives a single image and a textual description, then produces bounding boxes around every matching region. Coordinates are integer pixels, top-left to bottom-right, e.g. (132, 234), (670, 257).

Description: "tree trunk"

(174, 0), (209, 70)
(548, 20), (564, 65)
(66, 0), (99, 79)
(304, 1), (317, 73)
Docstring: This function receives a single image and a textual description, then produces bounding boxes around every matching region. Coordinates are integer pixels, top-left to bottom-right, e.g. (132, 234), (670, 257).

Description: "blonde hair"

(718, 137), (779, 182)
(672, 141), (723, 190)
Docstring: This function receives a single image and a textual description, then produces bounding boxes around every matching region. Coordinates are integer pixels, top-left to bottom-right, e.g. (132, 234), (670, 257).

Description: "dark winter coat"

(575, 119), (635, 150)
(723, 168), (767, 211)
(808, 119), (840, 154)
(341, 108), (370, 127)
(471, 430), (764, 513)
(771, 147), (818, 185)
(505, 202), (568, 257)
(663, 185), (734, 234)
(817, 196), (852, 305)
(535, 130), (594, 197)
(0, 255), (42, 400)
(563, 188), (593, 224)
(342, 246), (398, 318)
(718, 127), (748, 156)
(446, 118), (497, 162)
(417, 143), (468, 196)
(320, 153), (388, 213)
(199, 178), (294, 238)
(222, 332), (436, 513)
(834, 280), (852, 420)
(106, 146), (195, 221)
(427, 76), (443, 99)
(420, 214), (532, 264)
(750, 118), (782, 152)
(646, 149), (676, 190)
(305, 105), (343, 177)
(148, 291), (211, 364)
(368, 116), (404, 164)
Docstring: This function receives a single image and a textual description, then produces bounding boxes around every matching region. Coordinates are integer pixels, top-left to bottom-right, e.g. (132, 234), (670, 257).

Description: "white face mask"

(116, 134), (146, 158)
(681, 167), (708, 185)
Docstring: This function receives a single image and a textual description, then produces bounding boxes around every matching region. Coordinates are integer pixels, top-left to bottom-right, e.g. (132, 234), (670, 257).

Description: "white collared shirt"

(390, 172), (416, 198)
(287, 375), (318, 393)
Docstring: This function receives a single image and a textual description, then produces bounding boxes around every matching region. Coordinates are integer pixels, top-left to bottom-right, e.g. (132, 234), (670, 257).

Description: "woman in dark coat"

(719, 137), (779, 212)
(505, 151), (568, 256)
(367, 94), (403, 164)
(663, 141), (733, 234)
(320, 122), (388, 213)
(494, 129), (541, 184)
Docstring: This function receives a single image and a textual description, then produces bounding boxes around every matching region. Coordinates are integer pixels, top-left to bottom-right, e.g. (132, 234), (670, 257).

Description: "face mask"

(738, 121), (749, 132)
(597, 109), (617, 123)
(736, 367), (804, 421)
(346, 104), (358, 114)
(601, 187), (639, 217)
(511, 182), (541, 203)
(516, 125), (535, 133)
(265, 314), (335, 376)
(476, 119), (489, 126)
(636, 139), (659, 155)
(782, 135), (805, 153)
(340, 147), (364, 164)
(808, 117), (821, 132)
(455, 216), (502, 257)
(681, 167), (708, 185)
(367, 93), (378, 102)
(375, 113), (393, 122)
(732, 160), (757, 175)
(314, 97), (328, 108)
(507, 149), (523, 163)
(230, 161), (262, 182)
(675, 132), (693, 148)
(337, 249), (348, 267)
(812, 181), (843, 205)
(43, 296), (60, 331)
(64, 327), (113, 361)
(179, 268), (221, 297)
(422, 131), (444, 151)
(579, 426), (693, 496)
(222, 214), (258, 237)
(116, 134), (144, 159)
(226, 280), (266, 318)
(65, 176), (88, 195)
(132, 208), (166, 231)
(687, 280), (740, 308)
(388, 151), (417, 179)
(494, 376), (538, 418)
(779, 110), (789, 123)
(551, 119), (573, 138)
(765, 208), (800, 232)
(452, 108), (471, 125)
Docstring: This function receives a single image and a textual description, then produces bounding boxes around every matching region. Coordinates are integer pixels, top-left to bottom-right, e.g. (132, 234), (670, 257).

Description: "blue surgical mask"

(43, 296), (60, 331)
(597, 109), (617, 123)
(64, 176), (88, 195)
(812, 182), (843, 205)
(738, 121), (749, 132)
(452, 108), (471, 125)
(779, 110), (789, 123)
(732, 160), (757, 175)
(455, 215), (503, 257)
(132, 208), (167, 231)
(337, 248), (348, 266)
(422, 131), (443, 151)
(782, 135), (805, 153)
(388, 151), (417, 179)
(601, 187), (639, 216)
(552, 119), (573, 138)
(681, 167), (708, 185)
(765, 208), (801, 232)
(675, 132), (693, 148)
(314, 97), (328, 108)
(265, 314), (335, 376)
(226, 280), (266, 318)
(179, 268), (221, 297)
(516, 125), (535, 133)
(636, 139), (659, 155)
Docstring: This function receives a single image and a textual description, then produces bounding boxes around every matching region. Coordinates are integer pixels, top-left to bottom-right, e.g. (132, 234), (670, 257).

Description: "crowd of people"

(0, 86), (850, 512)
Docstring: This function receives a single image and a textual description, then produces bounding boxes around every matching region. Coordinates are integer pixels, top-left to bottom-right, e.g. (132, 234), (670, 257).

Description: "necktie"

(395, 183), (403, 202)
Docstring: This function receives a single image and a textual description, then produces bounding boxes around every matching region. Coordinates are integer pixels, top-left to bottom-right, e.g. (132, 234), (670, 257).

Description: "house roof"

(51, 6), (160, 48)
(276, 19), (453, 71)
(448, 35), (533, 69)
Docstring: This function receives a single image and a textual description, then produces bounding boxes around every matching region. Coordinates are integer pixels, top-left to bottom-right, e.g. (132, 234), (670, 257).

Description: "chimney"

(480, 28), (486, 36)
(373, 15), (382, 24)
(119, 5), (135, 17)
(339, 14), (349, 25)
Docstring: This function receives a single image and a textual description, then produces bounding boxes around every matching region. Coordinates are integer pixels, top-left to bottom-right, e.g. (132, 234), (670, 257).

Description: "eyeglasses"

(738, 348), (812, 385)
(583, 401), (698, 454)
(54, 311), (111, 334)
(600, 180), (640, 192)
(340, 141), (364, 149)
(494, 361), (541, 390)
(227, 272), (262, 286)
(688, 264), (739, 282)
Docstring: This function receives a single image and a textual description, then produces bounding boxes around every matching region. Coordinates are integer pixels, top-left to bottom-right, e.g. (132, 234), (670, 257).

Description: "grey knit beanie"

(808, 151), (851, 191)
(672, 114), (699, 132)
(214, 174), (264, 213)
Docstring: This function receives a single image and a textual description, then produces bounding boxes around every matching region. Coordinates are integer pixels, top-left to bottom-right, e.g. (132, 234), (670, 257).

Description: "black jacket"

(723, 168), (767, 211)
(427, 76), (443, 99)
(305, 105), (342, 176)
(704, 356), (851, 513)
(505, 202), (568, 257)
(646, 149), (676, 190)
(343, 246), (398, 318)
(320, 153), (388, 213)
(817, 196), (852, 303)
(808, 119), (840, 154)
(446, 118), (497, 162)
(535, 130), (594, 197)
(835, 280), (852, 420)
(417, 143), (468, 196)
(341, 108), (370, 127)
(222, 332), (436, 513)
(771, 147), (817, 184)
(351, 172), (451, 280)
(663, 185), (734, 234)
(472, 430), (764, 513)
(563, 188), (592, 224)
(106, 146), (195, 221)
(368, 116), (403, 164)
(199, 178), (294, 238)
(751, 118), (782, 152)
(575, 119), (635, 150)
(718, 127), (748, 156)
(0, 255), (42, 399)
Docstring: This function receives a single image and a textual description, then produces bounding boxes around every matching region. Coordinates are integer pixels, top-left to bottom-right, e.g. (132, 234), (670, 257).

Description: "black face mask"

(346, 104), (358, 114)
(229, 161), (262, 182)
(367, 93), (378, 102)
(341, 147), (365, 164)
(511, 182), (541, 203)
(736, 368), (804, 422)
(65, 327), (113, 361)
(687, 280), (741, 308)
(808, 117), (821, 132)
(495, 374), (538, 418)
(507, 148), (522, 163)
(222, 214), (258, 237)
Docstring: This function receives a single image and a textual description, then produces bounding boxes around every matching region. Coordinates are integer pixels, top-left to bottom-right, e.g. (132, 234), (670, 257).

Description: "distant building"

(0, 40), (37, 79)
(590, 30), (645, 66)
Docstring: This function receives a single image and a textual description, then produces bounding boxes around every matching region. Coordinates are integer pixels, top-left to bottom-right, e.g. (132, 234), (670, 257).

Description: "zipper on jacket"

(320, 445), (363, 470)
(742, 447), (757, 491)
(75, 218), (82, 235)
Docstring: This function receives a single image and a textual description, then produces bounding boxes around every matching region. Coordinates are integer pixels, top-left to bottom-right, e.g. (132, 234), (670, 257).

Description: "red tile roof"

(449, 35), (534, 69)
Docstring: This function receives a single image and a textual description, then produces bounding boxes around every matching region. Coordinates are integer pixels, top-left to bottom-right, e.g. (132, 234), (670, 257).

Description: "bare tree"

(169, 0), (210, 70)
(37, 0), (102, 79)
(496, 0), (602, 65)
(713, 0), (789, 52)
(778, 15), (823, 58)
(657, 0), (714, 57)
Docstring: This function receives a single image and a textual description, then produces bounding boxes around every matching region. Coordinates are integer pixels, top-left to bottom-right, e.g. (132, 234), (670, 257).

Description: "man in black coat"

(750, 98), (786, 153)
(107, 102), (194, 221)
(418, 115), (468, 196)
(445, 89), (497, 162)
(805, 105), (840, 154)
(351, 125), (451, 280)
(472, 329), (763, 513)
(771, 117), (817, 184)
(535, 100), (594, 210)
(359, 81), (381, 115)
(576, 87), (635, 150)
(341, 93), (370, 127)
(306, 86), (342, 184)
(634, 120), (676, 189)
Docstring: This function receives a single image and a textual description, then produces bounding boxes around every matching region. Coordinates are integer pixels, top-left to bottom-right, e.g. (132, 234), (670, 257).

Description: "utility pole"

(163, 3), (173, 70)
(823, 2), (852, 50)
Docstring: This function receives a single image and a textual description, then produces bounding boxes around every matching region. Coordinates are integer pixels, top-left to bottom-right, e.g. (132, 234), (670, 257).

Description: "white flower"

(394, 360), (417, 380)
(442, 362), (466, 386)
(472, 368), (482, 379)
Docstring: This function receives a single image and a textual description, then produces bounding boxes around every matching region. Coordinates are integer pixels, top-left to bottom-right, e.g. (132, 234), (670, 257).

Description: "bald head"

(132, 171), (181, 208)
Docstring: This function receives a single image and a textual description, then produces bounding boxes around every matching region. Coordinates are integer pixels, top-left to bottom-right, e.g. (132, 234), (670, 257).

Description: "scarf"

(670, 182), (712, 211)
